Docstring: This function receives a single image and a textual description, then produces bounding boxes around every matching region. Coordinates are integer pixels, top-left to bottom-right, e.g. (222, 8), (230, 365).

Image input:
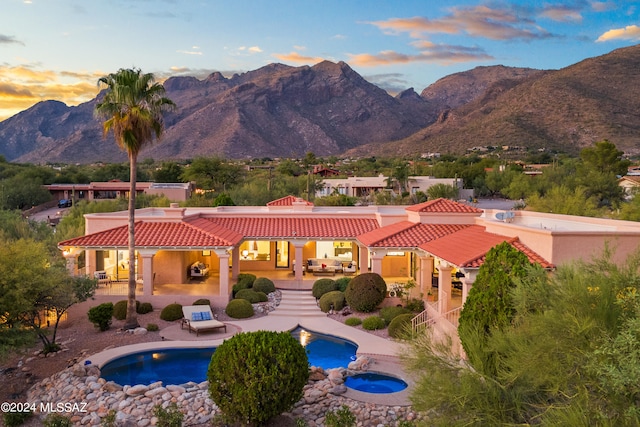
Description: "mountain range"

(1, 44), (639, 164)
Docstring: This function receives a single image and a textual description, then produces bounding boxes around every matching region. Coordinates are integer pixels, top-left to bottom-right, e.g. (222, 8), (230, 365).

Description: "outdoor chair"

(93, 270), (111, 287)
(181, 305), (226, 336)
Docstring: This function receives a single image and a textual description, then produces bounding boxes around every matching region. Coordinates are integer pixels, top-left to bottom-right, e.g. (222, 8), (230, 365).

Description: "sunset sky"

(1, 0), (639, 121)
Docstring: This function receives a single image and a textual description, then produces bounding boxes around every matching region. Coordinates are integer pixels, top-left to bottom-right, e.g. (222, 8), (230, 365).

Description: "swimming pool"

(101, 327), (358, 386)
(345, 372), (408, 394)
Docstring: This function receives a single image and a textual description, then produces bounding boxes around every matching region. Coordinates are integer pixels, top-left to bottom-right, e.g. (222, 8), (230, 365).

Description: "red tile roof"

(206, 217), (378, 238)
(405, 198), (483, 214)
(266, 195), (314, 206)
(358, 221), (469, 247)
(59, 221), (242, 249)
(418, 225), (553, 269)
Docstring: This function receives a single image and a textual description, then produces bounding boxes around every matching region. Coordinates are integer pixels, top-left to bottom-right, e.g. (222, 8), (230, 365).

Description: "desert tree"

(95, 68), (175, 329)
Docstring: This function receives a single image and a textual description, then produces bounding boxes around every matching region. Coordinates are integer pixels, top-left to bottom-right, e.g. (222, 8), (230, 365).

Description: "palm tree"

(95, 68), (176, 329)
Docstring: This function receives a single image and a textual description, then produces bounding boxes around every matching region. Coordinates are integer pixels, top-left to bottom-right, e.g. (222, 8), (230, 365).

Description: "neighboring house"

(316, 175), (464, 198)
(618, 176), (640, 199)
(44, 181), (194, 203)
(59, 197), (640, 320)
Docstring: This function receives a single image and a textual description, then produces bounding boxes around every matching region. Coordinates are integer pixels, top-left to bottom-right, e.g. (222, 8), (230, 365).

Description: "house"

(618, 176), (640, 199)
(59, 198), (640, 323)
(316, 175), (465, 198)
(44, 181), (194, 203)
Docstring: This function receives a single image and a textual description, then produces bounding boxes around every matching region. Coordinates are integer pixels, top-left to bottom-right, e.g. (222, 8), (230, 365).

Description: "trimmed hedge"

(388, 313), (414, 339)
(335, 276), (351, 292)
(253, 277), (276, 294)
(380, 306), (411, 325)
(318, 291), (346, 313)
(193, 298), (211, 306)
(208, 331), (308, 425)
(137, 302), (153, 314)
(160, 303), (183, 321)
(345, 317), (362, 327)
(237, 273), (256, 287)
(236, 289), (267, 304)
(312, 278), (338, 299)
(88, 302), (113, 331)
(344, 273), (387, 312)
(226, 299), (254, 319)
(113, 300), (141, 320)
(362, 315), (386, 331)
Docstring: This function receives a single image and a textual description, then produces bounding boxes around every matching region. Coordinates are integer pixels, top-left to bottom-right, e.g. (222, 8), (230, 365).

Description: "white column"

(231, 246), (240, 279)
(358, 244), (369, 273)
(419, 254), (434, 297)
(138, 249), (157, 297)
(291, 240), (307, 281)
(63, 250), (79, 276)
(214, 248), (231, 299)
(370, 250), (385, 276)
(438, 264), (453, 314)
(461, 270), (477, 306)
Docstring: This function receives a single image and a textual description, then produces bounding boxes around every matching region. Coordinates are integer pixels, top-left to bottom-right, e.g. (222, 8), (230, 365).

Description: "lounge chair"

(181, 305), (227, 336)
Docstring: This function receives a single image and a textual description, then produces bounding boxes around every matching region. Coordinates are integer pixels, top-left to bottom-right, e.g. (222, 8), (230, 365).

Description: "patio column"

(214, 248), (231, 299)
(231, 246), (240, 279)
(85, 249), (97, 276)
(418, 254), (434, 296)
(358, 244), (369, 272)
(138, 249), (157, 297)
(461, 270), (477, 306)
(370, 250), (385, 276)
(291, 240), (307, 281)
(438, 264), (453, 314)
(62, 248), (80, 277)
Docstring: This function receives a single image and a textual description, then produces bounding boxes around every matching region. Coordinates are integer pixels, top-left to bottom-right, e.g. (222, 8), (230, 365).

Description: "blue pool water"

(101, 327), (357, 386)
(345, 373), (408, 394)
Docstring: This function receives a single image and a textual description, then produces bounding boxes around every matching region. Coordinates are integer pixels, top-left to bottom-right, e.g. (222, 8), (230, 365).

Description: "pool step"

(271, 290), (325, 317)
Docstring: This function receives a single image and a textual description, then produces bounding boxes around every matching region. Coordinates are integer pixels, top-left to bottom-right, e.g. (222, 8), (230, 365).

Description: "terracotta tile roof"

(59, 221), (241, 248)
(266, 195), (314, 206)
(405, 198), (483, 213)
(206, 217), (379, 238)
(358, 221), (469, 247)
(419, 225), (553, 269)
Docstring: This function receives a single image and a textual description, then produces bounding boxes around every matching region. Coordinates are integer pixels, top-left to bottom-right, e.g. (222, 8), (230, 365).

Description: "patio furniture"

(343, 261), (357, 275)
(181, 305), (226, 336)
(93, 270), (111, 287)
(189, 262), (209, 279)
(307, 258), (343, 275)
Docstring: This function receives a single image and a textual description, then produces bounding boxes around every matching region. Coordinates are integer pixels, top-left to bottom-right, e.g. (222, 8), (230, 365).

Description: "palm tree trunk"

(124, 153), (140, 329)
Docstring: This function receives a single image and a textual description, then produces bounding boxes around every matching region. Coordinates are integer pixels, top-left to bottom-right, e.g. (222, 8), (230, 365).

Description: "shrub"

(208, 331), (309, 425)
(237, 273), (256, 288)
(225, 299), (254, 319)
(345, 317), (362, 326)
(113, 300), (139, 320)
(43, 414), (72, 427)
(318, 291), (346, 313)
(312, 278), (338, 299)
(380, 306), (411, 325)
(137, 302), (153, 314)
(253, 277), (276, 294)
(335, 276), (351, 292)
(88, 302), (114, 331)
(325, 405), (356, 427)
(193, 298), (211, 306)
(388, 313), (415, 339)
(344, 273), (387, 312)
(146, 323), (159, 332)
(406, 297), (425, 312)
(3, 411), (33, 427)
(153, 402), (184, 427)
(235, 289), (267, 303)
(160, 303), (183, 321)
(362, 316), (386, 331)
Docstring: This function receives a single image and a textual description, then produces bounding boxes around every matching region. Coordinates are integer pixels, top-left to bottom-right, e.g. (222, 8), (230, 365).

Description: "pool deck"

(85, 307), (413, 406)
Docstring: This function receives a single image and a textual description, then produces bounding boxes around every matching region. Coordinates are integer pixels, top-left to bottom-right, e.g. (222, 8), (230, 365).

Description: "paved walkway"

(86, 290), (412, 405)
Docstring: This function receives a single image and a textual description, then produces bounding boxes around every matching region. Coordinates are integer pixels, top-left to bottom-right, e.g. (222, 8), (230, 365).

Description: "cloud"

(0, 34), (25, 46)
(369, 5), (553, 41)
(272, 51), (325, 64)
(590, 1), (616, 12)
(540, 5), (583, 22)
(597, 25), (640, 42)
(362, 73), (412, 94)
(349, 42), (493, 66)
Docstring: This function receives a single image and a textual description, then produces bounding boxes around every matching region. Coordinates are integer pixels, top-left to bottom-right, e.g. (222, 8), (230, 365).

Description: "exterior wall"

(381, 253), (411, 277)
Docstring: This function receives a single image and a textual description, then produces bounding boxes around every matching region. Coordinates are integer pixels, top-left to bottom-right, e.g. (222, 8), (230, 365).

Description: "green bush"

(193, 298), (211, 306)
(146, 323), (159, 332)
(253, 277), (276, 294)
(153, 402), (184, 427)
(137, 302), (153, 314)
(406, 297), (425, 312)
(318, 291), (346, 313)
(3, 411), (33, 427)
(113, 299), (140, 320)
(237, 273), (256, 287)
(325, 405), (356, 427)
(344, 273), (387, 312)
(43, 414), (72, 427)
(160, 303), (183, 321)
(380, 306), (411, 325)
(345, 317), (362, 326)
(388, 313), (415, 339)
(312, 278), (338, 299)
(335, 276), (351, 292)
(225, 299), (255, 319)
(362, 316), (386, 331)
(208, 331), (309, 425)
(235, 289), (267, 303)
(88, 302), (114, 331)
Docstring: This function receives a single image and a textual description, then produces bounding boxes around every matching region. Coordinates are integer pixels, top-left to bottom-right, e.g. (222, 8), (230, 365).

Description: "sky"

(1, 0), (639, 122)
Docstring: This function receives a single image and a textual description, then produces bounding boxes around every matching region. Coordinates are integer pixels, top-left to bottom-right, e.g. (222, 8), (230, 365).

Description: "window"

(239, 240), (271, 261)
